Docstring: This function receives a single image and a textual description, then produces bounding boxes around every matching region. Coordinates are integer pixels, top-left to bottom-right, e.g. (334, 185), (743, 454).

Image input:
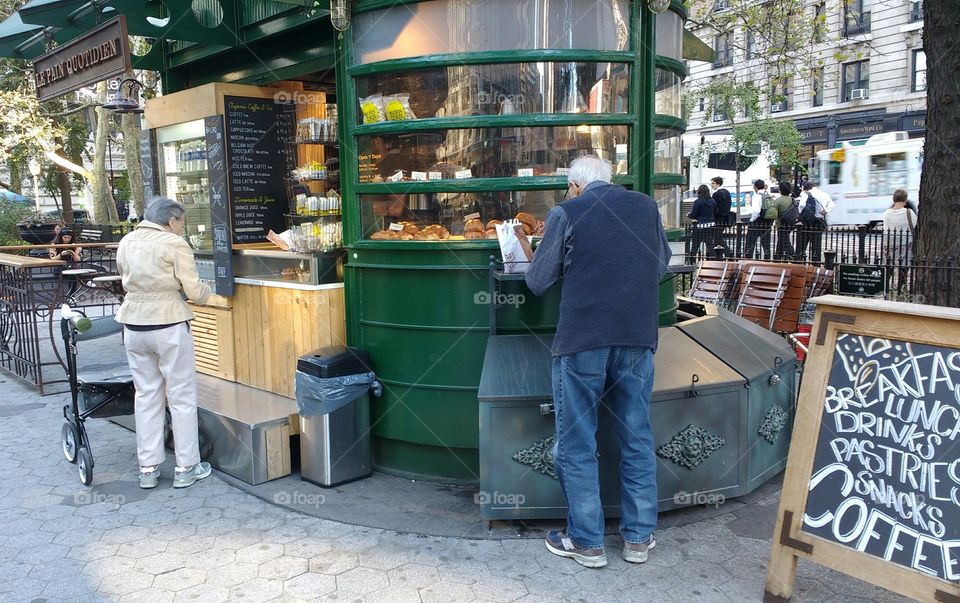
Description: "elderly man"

(525, 156), (671, 568)
(116, 197), (214, 489)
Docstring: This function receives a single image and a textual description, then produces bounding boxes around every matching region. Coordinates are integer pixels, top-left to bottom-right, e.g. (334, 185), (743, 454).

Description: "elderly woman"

(116, 197), (214, 489)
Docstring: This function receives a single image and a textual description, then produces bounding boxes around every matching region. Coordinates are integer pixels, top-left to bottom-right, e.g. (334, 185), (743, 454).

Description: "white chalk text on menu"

(802, 333), (960, 581)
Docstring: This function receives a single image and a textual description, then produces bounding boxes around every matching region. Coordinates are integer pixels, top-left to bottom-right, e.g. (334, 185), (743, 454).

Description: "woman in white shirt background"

(882, 188), (917, 260)
(882, 188), (917, 294)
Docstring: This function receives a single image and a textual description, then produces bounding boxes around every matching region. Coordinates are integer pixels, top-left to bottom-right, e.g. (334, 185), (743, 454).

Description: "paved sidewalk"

(0, 373), (906, 603)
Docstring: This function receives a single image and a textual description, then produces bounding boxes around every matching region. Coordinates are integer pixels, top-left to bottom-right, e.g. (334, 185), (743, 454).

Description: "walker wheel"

(61, 422), (79, 463)
(77, 447), (93, 486)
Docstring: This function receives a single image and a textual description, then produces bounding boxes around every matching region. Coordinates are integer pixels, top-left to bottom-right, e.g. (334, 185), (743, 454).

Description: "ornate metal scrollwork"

(758, 406), (790, 444)
(512, 434), (558, 480)
(656, 424), (725, 469)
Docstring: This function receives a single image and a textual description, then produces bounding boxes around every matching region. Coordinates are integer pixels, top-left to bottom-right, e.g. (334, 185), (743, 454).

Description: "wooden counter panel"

(189, 305), (235, 381)
(232, 284), (346, 398)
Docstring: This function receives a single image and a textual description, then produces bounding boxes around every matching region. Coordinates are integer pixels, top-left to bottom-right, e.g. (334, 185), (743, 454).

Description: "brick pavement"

(0, 373), (908, 603)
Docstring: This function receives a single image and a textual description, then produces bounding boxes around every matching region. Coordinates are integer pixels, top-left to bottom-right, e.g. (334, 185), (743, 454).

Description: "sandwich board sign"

(765, 295), (960, 603)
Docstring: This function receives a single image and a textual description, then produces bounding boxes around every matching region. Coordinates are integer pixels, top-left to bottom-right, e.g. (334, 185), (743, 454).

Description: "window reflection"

(357, 126), (630, 183)
(655, 12), (683, 61)
(356, 62), (630, 123)
(654, 184), (681, 229)
(353, 0), (631, 65)
(654, 128), (682, 174)
(655, 69), (681, 118)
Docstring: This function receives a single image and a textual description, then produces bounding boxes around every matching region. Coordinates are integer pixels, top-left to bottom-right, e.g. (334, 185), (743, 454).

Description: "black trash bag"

(295, 371), (382, 417)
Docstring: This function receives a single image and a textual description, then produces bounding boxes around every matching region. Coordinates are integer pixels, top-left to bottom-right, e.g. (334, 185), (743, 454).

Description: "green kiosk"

(1, 1), (798, 514)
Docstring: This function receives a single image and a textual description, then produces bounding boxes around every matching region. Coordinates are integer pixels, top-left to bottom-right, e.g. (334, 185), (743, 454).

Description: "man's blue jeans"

(551, 346), (657, 549)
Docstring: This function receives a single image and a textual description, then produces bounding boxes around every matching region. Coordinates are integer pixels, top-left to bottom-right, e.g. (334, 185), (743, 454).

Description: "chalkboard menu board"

(802, 333), (960, 581)
(223, 95), (295, 243)
(204, 115), (234, 296)
(766, 296), (960, 602)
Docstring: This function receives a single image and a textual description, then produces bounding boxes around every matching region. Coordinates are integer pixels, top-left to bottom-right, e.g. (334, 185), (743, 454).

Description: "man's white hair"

(567, 156), (613, 187)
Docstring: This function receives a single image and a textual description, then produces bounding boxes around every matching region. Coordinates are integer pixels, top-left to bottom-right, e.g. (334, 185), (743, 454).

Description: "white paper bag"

(497, 219), (531, 274)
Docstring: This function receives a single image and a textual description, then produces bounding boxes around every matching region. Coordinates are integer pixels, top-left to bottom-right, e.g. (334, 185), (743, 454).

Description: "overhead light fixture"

(648, 0), (671, 13)
(102, 78), (145, 114)
(330, 0), (351, 32)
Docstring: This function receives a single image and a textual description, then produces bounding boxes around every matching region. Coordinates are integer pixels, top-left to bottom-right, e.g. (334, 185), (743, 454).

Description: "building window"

(842, 60), (869, 101)
(712, 104), (729, 122)
(699, 96), (705, 111)
(771, 82), (789, 112)
(844, 0), (871, 35)
(910, 0), (923, 22)
(812, 69), (824, 107)
(814, 2), (827, 41)
(712, 0), (731, 12)
(745, 31), (756, 60)
(713, 34), (733, 68)
(912, 49), (927, 92)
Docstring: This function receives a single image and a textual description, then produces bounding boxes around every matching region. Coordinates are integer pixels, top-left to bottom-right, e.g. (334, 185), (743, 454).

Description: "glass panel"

(654, 184), (681, 229)
(354, 0), (631, 65)
(654, 128), (682, 175)
(356, 62), (629, 123)
(357, 125), (630, 182)
(360, 190), (567, 239)
(655, 11), (683, 61)
(654, 69), (681, 117)
(868, 152), (907, 196)
(155, 119), (211, 249)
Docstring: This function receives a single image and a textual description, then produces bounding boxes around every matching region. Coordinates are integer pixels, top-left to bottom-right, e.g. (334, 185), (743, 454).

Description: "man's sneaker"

(139, 466), (159, 489)
(173, 462), (211, 488)
(622, 535), (656, 563)
(544, 530), (607, 568)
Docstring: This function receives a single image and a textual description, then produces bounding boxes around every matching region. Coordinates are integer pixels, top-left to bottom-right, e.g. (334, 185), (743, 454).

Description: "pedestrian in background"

(774, 182), (798, 260)
(526, 156), (670, 569)
(687, 184), (717, 260)
(743, 179), (774, 259)
(796, 181), (834, 263)
(710, 177), (733, 257)
(116, 197), (216, 490)
(882, 188), (917, 293)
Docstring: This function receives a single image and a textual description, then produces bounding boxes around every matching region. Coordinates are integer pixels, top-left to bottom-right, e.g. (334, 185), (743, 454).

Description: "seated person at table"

(48, 228), (82, 262)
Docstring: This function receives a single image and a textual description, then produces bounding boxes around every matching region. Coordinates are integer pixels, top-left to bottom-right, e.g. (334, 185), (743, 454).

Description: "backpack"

(779, 198), (800, 225)
(761, 192), (777, 220)
(800, 192), (822, 227)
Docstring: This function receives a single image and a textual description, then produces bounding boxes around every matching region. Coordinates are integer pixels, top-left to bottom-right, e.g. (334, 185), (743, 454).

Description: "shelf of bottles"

(157, 121), (211, 250)
(286, 96), (343, 253)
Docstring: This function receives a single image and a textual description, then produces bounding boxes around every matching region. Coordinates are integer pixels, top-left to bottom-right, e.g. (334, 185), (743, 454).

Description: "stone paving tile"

(283, 572), (337, 598)
(420, 580), (477, 603)
(0, 373), (916, 603)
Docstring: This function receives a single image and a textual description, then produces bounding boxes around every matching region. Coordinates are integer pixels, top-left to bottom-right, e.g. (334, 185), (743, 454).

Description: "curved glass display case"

(339, 0), (685, 482)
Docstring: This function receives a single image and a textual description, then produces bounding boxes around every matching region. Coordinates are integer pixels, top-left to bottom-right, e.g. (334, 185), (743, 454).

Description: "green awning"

(19, 0), (241, 45)
(683, 29), (714, 63)
(0, 12), (42, 56)
(0, 11), (86, 59)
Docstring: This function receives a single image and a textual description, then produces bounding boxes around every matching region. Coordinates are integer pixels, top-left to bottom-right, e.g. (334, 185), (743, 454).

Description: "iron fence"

(682, 224), (960, 308)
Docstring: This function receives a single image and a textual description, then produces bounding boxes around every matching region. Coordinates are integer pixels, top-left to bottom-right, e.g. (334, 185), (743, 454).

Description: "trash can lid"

(297, 346), (372, 378)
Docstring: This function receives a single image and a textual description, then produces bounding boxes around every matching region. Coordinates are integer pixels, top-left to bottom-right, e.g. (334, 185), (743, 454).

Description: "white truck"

(812, 131), (923, 226)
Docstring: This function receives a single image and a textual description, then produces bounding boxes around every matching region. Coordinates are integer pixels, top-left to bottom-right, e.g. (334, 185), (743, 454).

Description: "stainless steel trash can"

(296, 347), (373, 487)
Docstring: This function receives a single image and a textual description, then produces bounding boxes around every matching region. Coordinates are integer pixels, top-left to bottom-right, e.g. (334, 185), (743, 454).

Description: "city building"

(683, 0), (926, 186)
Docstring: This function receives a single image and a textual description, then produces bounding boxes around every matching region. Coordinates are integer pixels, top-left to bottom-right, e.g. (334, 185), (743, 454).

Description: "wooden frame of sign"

(765, 295), (960, 603)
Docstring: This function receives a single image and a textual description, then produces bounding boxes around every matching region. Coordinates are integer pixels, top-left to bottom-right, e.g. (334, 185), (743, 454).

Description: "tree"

(687, 78), (802, 203)
(913, 0), (960, 305)
(684, 0), (854, 194)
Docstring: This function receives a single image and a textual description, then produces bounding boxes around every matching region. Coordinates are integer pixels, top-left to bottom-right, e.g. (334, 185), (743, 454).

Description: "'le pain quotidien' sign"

(33, 16), (131, 103)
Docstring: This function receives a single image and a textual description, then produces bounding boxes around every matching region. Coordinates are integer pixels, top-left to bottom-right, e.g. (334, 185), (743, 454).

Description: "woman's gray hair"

(144, 196), (185, 226)
(568, 156), (613, 187)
